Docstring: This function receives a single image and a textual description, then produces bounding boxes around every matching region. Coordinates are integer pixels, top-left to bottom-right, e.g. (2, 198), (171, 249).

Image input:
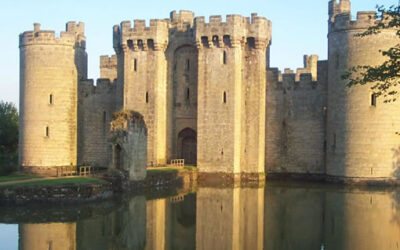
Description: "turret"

(326, 1), (400, 180)
(19, 22), (87, 175)
(113, 19), (169, 166)
(328, 0), (351, 21)
(195, 13), (271, 179)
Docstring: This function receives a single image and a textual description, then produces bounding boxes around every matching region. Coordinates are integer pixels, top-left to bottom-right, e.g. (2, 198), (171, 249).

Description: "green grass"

(183, 166), (197, 171)
(1, 177), (105, 189)
(147, 168), (179, 175)
(0, 172), (43, 183)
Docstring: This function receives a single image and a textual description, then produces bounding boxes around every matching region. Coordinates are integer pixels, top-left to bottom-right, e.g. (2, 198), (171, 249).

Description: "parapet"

(113, 18), (169, 52)
(194, 13), (271, 49)
(268, 55), (321, 88)
(170, 10), (195, 25)
(19, 22), (86, 48)
(329, 0), (351, 21)
(329, 11), (380, 32)
(100, 55), (117, 68)
(79, 78), (116, 96)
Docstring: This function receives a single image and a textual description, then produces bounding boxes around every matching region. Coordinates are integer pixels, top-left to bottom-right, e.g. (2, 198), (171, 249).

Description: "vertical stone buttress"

(114, 20), (169, 166)
(327, 0), (400, 179)
(195, 14), (271, 177)
(19, 22), (87, 175)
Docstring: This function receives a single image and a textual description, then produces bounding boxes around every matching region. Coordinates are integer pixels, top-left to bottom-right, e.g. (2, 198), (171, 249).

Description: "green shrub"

(0, 152), (18, 175)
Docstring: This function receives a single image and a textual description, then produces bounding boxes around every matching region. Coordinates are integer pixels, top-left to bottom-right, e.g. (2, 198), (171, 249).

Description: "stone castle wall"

(266, 56), (327, 175)
(78, 79), (117, 167)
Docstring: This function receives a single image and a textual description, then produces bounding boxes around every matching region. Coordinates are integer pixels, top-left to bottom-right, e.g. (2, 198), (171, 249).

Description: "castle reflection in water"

(7, 183), (400, 250)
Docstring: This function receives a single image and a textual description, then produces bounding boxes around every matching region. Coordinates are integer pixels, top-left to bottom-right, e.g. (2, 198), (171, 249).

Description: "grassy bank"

(0, 152), (18, 175)
(0, 177), (106, 189)
(0, 172), (42, 183)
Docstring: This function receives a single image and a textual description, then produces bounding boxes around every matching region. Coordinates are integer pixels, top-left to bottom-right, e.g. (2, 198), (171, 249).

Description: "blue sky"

(0, 0), (397, 105)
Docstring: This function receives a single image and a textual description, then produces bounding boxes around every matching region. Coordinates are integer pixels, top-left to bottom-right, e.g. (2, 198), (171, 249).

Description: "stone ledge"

(266, 172), (400, 186)
(0, 182), (113, 205)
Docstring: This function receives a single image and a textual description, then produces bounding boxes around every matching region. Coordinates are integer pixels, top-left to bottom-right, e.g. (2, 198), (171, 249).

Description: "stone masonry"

(19, 0), (400, 182)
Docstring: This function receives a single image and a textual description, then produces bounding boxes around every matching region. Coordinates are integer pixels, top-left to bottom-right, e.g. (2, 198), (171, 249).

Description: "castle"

(18, 0), (400, 182)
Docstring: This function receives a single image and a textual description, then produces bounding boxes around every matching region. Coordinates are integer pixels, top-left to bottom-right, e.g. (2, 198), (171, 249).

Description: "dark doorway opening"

(114, 144), (122, 170)
(178, 128), (197, 165)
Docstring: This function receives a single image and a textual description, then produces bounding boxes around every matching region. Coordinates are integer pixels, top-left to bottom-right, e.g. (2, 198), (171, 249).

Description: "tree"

(0, 101), (18, 153)
(342, 5), (400, 103)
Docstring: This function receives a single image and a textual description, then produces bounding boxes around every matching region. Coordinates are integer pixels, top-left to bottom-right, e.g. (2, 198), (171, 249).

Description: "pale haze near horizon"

(0, 0), (397, 106)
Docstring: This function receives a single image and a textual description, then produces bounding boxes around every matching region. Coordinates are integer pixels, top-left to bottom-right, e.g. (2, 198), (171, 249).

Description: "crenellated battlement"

(329, 11), (382, 32)
(113, 19), (169, 52)
(329, 0), (351, 21)
(194, 13), (271, 49)
(268, 55), (322, 89)
(268, 55), (319, 83)
(79, 78), (116, 96)
(19, 22), (86, 48)
(100, 55), (117, 68)
(170, 10), (195, 25)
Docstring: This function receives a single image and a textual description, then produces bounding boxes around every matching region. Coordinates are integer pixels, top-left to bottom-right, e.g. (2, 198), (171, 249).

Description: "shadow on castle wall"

(391, 146), (400, 178)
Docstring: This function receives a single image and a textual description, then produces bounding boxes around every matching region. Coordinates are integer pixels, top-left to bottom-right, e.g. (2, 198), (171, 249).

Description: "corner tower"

(326, 0), (400, 180)
(195, 14), (271, 179)
(113, 19), (169, 166)
(19, 22), (87, 175)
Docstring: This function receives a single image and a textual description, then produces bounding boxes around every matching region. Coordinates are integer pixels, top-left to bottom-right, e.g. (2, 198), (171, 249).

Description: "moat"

(1, 182), (399, 250)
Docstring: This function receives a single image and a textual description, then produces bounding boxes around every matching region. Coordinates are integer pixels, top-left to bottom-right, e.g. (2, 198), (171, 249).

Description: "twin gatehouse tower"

(19, 0), (400, 182)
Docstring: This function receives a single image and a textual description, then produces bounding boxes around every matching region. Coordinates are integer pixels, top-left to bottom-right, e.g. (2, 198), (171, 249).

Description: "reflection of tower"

(76, 196), (147, 250)
(324, 190), (400, 250)
(326, 0), (400, 179)
(196, 187), (264, 250)
(263, 185), (324, 250)
(19, 223), (76, 250)
(146, 199), (167, 250)
(19, 22), (87, 175)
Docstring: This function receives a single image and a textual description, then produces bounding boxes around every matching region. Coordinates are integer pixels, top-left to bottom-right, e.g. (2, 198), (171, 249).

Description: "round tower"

(326, 0), (400, 180)
(19, 22), (87, 175)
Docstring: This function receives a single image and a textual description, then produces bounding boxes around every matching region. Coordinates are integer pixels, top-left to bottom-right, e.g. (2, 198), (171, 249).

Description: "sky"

(0, 0), (398, 106)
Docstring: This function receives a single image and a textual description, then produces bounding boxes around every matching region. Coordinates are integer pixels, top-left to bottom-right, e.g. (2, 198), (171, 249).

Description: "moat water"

(0, 182), (399, 250)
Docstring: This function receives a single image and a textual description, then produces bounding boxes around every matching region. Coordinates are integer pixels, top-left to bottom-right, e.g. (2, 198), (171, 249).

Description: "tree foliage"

(0, 101), (18, 153)
(342, 5), (400, 103)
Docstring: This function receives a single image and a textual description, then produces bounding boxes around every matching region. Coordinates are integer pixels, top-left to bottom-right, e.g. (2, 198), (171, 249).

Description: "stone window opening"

(201, 36), (209, 48)
(212, 35), (219, 47)
(103, 111), (107, 134)
(186, 59), (190, 70)
(246, 37), (255, 49)
(137, 39), (144, 50)
(146, 91), (149, 103)
(333, 134), (336, 151)
(223, 51), (227, 64)
(186, 88), (190, 101)
(223, 35), (231, 47)
(371, 93), (377, 106)
(147, 39), (154, 50)
(335, 54), (340, 69)
(127, 40), (134, 50)
(49, 94), (53, 104)
(223, 91), (227, 103)
(134, 59), (137, 72)
(45, 126), (50, 138)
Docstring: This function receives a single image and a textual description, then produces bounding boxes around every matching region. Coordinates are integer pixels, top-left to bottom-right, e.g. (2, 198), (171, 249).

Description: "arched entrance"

(178, 128), (197, 165)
